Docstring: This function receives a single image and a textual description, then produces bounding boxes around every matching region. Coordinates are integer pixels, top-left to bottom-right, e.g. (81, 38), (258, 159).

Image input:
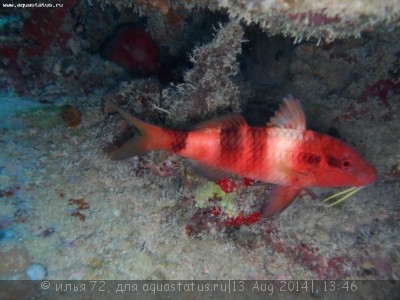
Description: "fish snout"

(356, 165), (377, 186)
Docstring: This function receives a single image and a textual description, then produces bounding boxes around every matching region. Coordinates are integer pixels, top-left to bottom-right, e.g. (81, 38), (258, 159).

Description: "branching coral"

(161, 21), (244, 125)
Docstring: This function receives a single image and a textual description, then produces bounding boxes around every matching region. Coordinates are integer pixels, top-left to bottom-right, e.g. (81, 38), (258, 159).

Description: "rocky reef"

(0, 0), (399, 289)
(98, 0), (400, 43)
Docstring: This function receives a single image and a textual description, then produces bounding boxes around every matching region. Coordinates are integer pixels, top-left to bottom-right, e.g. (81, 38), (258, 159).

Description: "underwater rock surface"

(99, 0), (400, 43)
(0, 2), (399, 298)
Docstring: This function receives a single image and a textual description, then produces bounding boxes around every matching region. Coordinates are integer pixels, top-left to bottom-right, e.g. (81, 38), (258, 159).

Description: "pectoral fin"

(277, 162), (309, 183)
(261, 185), (302, 218)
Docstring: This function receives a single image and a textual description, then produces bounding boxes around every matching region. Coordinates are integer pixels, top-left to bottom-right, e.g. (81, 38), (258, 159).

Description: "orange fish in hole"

(106, 96), (377, 222)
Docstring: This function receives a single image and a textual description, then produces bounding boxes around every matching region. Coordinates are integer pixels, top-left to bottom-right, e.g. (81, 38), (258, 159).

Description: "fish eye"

(340, 159), (352, 169)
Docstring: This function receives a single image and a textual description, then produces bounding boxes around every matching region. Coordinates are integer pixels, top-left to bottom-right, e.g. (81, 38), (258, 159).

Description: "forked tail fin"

(106, 100), (170, 160)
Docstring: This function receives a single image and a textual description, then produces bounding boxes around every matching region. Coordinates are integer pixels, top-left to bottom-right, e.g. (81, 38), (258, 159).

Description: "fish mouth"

(322, 165), (377, 207)
(356, 166), (377, 186)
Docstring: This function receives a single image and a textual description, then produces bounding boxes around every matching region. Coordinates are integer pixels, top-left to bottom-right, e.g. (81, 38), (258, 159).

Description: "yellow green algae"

(194, 182), (237, 215)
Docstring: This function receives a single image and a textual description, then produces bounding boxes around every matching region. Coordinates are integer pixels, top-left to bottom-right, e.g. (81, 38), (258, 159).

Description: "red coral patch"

(102, 26), (159, 75)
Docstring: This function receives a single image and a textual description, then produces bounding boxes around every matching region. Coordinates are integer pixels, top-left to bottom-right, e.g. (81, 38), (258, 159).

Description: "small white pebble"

(26, 263), (47, 280)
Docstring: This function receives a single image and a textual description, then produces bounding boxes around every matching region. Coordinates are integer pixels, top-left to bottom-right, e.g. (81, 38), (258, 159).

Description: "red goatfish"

(107, 96), (377, 219)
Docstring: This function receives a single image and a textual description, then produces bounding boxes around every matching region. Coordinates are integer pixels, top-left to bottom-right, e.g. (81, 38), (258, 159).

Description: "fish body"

(107, 96), (377, 218)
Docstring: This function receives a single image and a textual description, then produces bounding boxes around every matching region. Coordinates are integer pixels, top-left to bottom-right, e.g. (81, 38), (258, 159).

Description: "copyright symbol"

(41, 281), (50, 289)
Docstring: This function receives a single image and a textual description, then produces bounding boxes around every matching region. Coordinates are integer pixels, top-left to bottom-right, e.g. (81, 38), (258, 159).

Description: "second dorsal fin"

(269, 96), (306, 130)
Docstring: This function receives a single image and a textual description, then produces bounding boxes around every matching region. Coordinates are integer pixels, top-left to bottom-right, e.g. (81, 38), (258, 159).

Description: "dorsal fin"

(194, 114), (246, 130)
(269, 96), (306, 130)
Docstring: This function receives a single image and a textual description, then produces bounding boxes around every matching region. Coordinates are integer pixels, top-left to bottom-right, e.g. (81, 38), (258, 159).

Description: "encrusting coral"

(98, 0), (400, 44)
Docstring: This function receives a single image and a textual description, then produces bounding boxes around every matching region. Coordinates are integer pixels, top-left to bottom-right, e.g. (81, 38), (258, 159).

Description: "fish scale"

(245, 127), (267, 178)
(219, 125), (243, 168)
